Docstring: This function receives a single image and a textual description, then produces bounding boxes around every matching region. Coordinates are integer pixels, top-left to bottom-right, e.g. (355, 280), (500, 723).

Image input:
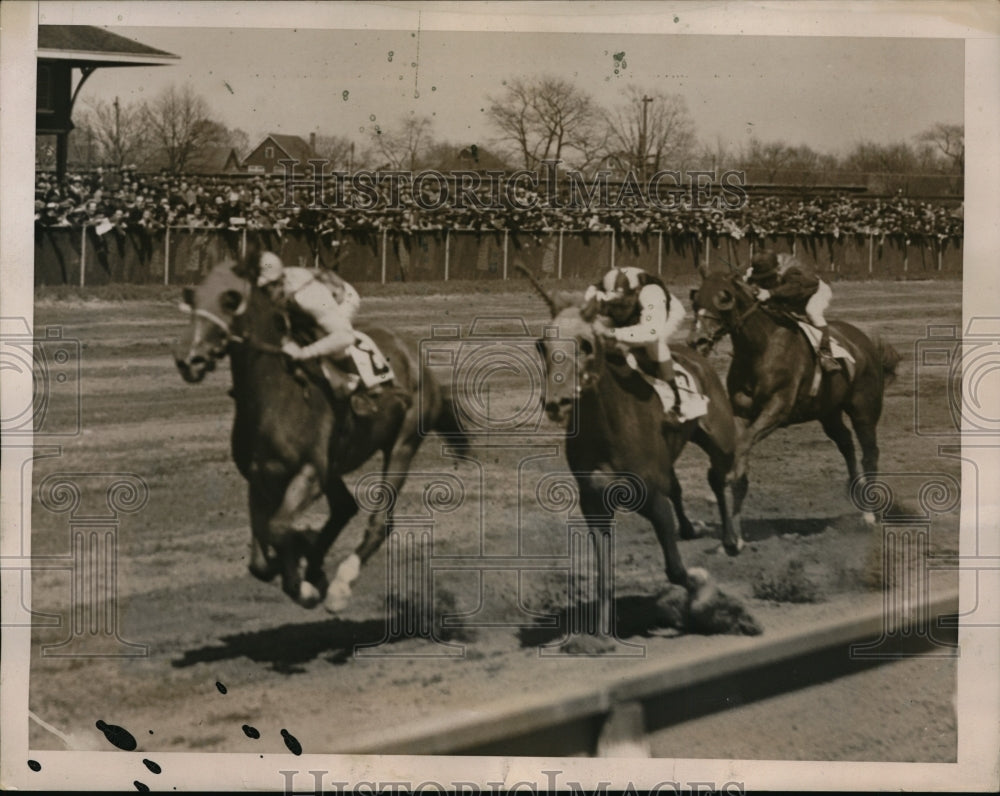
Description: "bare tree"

(737, 138), (839, 182)
(487, 76), (603, 170)
(226, 127), (252, 160)
(82, 97), (150, 169)
(142, 83), (225, 173)
(602, 87), (696, 180)
(916, 123), (964, 173)
(842, 140), (921, 174)
(313, 133), (357, 170)
(370, 115), (434, 170)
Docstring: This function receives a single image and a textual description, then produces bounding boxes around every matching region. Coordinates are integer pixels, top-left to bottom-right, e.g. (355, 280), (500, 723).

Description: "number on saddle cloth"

(349, 332), (395, 388)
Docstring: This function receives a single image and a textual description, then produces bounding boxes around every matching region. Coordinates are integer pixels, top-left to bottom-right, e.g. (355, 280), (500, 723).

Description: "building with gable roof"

(36, 25), (178, 180)
(241, 133), (319, 175)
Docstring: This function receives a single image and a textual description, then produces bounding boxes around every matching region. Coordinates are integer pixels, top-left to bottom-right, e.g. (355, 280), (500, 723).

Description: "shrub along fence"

(34, 226), (963, 287)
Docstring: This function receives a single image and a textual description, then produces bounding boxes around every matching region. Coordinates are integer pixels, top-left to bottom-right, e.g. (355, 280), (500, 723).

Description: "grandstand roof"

(38, 25), (178, 66)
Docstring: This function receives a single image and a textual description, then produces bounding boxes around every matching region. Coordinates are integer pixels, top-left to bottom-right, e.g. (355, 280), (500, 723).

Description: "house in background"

(241, 133), (318, 174)
(187, 146), (243, 174)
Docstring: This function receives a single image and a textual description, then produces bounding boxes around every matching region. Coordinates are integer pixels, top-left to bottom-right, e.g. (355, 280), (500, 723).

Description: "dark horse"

(521, 268), (752, 636)
(690, 270), (900, 526)
(174, 260), (459, 612)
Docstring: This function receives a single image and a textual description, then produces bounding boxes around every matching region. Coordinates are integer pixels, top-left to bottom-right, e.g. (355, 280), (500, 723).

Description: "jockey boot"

(817, 326), (840, 372)
(657, 359), (684, 426)
(319, 359), (361, 400)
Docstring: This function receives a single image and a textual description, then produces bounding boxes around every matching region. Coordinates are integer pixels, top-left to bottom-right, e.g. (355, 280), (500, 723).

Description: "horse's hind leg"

(820, 411), (860, 490)
(304, 476), (358, 601)
(847, 413), (882, 524)
(326, 418), (422, 614)
(668, 476), (698, 541)
(642, 482), (689, 588)
(693, 424), (744, 555)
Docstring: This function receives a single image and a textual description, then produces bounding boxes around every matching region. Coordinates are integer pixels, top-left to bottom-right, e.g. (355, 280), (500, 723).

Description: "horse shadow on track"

(517, 594), (681, 649)
(172, 617), (392, 673)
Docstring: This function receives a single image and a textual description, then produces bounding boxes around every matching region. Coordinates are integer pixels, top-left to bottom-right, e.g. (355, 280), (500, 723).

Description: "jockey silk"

(587, 267), (685, 362)
(282, 266), (360, 359)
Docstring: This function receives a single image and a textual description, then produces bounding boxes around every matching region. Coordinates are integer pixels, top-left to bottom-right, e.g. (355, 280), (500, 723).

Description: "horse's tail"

(877, 335), (901, 390)
(433, 393), (470, 450)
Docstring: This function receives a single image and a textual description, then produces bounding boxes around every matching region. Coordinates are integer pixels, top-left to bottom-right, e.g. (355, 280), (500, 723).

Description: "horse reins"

(697, 297), (761, 352)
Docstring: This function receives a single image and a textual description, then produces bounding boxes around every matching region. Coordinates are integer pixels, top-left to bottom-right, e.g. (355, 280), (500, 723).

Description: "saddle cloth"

(348, 331), (395, 389)
(795, 321), (856, 395)
(623, 352), (709, 421)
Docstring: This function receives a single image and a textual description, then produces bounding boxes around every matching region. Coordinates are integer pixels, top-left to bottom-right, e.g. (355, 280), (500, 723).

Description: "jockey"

(584, 265), (686, 421)
(745, 250), (838, 371)
(256, 250), (365, 397)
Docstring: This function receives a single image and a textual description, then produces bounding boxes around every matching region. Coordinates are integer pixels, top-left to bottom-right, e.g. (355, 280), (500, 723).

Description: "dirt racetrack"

(26, 277), (961, 764)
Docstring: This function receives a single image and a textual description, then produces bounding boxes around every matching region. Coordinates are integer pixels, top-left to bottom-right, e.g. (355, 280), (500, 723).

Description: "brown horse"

(522, 269), (747, 600)
(689, 270), (900, 524)
(174, 260), (460, 612)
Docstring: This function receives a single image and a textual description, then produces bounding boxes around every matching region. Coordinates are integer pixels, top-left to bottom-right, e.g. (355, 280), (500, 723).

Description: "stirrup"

(662, 405), (685, 428)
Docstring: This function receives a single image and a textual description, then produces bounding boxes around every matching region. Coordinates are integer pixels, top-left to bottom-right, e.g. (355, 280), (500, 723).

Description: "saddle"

(787, 315), (857, 395)
(621, 351), (710, 422)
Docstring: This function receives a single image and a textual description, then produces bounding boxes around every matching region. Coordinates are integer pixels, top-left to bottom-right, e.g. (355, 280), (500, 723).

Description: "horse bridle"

(696, 283), (762, 352)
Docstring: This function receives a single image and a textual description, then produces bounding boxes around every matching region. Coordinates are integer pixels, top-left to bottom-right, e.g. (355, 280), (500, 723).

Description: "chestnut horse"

(174, 260), (460, 612)
(690, 270), (900, 523)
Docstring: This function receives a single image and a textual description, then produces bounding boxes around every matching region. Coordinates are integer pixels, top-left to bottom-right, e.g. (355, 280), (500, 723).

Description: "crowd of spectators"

(35, 167), (964, 250)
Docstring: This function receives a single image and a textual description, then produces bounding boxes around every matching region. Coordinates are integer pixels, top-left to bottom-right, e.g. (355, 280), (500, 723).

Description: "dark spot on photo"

(96, 720), (137, 751)
(280, 728), (302, 755)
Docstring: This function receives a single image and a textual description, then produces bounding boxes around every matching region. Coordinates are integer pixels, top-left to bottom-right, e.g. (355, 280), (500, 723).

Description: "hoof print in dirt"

(652, 584), (690, 631)
(687, 568), (763, 636)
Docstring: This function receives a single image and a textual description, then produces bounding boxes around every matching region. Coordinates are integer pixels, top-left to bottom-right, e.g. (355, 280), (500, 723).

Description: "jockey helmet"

(600, 267), (643, 325)
(601, 266), (642, 298)
(747, 250), (779, 284)
(257, 251), (285, 286)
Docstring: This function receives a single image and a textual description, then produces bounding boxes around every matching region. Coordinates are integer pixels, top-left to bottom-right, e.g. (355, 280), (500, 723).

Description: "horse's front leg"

(264, 463), (324, 607)
(732, 395), (792, 492)
(248, 488), (279, 582)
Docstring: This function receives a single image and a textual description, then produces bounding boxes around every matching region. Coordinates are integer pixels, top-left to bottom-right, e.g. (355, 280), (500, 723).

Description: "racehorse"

(521, 267), (752, 634)
(689, 269), (900, 523)
(174, 259), (460, 613)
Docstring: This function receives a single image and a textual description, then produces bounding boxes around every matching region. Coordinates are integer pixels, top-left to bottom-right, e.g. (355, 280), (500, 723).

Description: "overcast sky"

(74, 26), (963, 159)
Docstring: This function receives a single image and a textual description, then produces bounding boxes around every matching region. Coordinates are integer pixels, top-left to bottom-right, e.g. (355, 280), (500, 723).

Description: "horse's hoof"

(686, 567), (713, 594)
(298, 580), (322, 608)
(723, 539), (745, 557)
(324, 581), (351, 614)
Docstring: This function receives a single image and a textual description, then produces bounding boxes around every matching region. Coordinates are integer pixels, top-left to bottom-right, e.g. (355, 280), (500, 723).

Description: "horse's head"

(687, 270), (755, 354)
(537, 303), (604, 426)
(174, 261), (248, 383)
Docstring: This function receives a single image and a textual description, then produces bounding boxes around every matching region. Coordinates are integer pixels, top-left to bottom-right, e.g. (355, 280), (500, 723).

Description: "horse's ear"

(219, 289), (243, 313)
(182, 286), (195, 308)
(235, 250), (261, 282)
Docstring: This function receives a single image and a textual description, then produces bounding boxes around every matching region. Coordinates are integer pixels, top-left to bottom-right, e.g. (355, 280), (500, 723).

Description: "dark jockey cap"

(748, 250), (780, 283)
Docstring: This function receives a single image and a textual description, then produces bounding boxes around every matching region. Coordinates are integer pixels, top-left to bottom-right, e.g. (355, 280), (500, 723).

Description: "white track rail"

(346, 591), (959, 756)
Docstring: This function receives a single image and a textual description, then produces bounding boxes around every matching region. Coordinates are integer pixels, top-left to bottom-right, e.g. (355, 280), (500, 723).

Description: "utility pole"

(639, 94), (653, 183)
(114, 96), (121, 168)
